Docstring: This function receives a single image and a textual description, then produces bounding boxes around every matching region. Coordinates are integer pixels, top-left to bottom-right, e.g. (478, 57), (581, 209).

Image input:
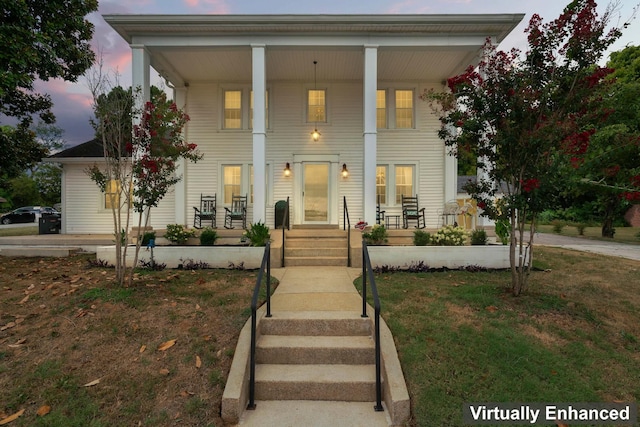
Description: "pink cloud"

(182, 0), (231, 14)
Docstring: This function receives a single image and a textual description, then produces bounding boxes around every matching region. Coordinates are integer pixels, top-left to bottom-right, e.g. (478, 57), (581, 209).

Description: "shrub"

(243, 221), (270, 247)
(575, 223), (587, 236)
(551, 219), (565, 234)
(141, 231), (156, 246)
(199, 227), (218, 246)
(164, 224), (196, 245)
(413, 229), (431, 246)
(362, 224), (388, 245)
(470, 228), (488, 245)
(432, 225), (468, 246)
(495, 219), (510, 245)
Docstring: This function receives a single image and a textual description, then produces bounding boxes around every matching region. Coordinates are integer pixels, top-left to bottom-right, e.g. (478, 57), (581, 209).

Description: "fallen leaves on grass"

(139, 345), (146, 353)
(36, 405), (51, 416)
(83, 378), (101, 387)
(195, 355), (202, 369)
(159, 368), (170, 376)
(158, 339), (177, 351)
(0, 409), (25, 425)
(485, 305), (499, 313)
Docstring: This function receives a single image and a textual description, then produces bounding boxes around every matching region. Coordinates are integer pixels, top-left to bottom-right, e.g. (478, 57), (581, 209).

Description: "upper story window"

(395, 90), (414, 129)
(307, 89), (326, 123)
(224, 90), (242, 129)
(376, 90), (387, 129)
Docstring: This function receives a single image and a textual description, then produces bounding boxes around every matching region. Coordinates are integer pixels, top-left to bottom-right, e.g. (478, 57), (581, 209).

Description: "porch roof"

(104, 14), (524, 87)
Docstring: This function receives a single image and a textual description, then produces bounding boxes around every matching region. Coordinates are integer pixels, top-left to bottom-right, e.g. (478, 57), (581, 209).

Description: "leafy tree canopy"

(0, 0), (98, 126)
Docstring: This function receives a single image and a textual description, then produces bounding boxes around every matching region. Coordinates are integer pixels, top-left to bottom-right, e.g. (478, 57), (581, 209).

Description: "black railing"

(362, 241), (384, 412)
(247, 241), (272, 410)
(343, 196), (351, 267)
(281, 197), (289, 267)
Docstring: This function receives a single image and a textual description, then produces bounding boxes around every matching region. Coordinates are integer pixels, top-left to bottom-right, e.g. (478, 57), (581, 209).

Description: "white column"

(252, 45), (267, 224)
(174, 86), (188, 225)
(444, 147), (457, 203)
(131, 45), (151, 227)
(132, 44), (151, 105)
(363, 45), (378, 226)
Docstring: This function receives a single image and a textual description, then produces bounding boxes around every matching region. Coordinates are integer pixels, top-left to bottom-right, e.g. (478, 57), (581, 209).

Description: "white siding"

(61, 81), (447, 233)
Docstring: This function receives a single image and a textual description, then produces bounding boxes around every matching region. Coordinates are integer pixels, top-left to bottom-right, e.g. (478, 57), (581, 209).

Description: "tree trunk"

(601, 196), (616, 238)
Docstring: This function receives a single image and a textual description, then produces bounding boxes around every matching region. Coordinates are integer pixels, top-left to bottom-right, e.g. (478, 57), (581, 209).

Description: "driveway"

(534, 232), (640, 261)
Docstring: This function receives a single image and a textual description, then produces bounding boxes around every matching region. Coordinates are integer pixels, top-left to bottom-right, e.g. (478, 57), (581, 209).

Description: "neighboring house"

(49, 14), (524, 234)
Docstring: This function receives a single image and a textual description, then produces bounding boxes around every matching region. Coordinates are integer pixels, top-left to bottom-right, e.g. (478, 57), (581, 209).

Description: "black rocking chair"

(224, 194), (248, 229)
(193, 194), (216, 229)
(401, 194), (426, 229)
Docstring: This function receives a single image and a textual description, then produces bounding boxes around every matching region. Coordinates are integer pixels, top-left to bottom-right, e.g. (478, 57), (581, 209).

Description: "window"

(395, 165), (414, 204)
(376, 166), (387, 204)
(104, 180), (121, 209)
(395, 90), (413, 129)
(250, 91), (269, 129)
(307, 89), (326, 123)
(224, 90), (242, 129)
(376, 90), (387, 129)
(223, 166), (242, 203)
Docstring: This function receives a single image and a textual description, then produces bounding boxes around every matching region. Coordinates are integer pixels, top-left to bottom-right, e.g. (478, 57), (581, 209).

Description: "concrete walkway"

(534, 233), (640, 261)
(231, 266), (397, 427)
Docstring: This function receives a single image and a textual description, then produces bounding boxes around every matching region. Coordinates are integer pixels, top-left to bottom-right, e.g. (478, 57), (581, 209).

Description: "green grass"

(0, 226), (37, 237)
(536, 224), (640, 244)
(358, 247), (640, 426)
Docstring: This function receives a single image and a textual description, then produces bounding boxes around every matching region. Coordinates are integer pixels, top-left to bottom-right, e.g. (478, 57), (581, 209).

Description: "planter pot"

(96, 245), (266, 269)
(367, 244), (511, 269)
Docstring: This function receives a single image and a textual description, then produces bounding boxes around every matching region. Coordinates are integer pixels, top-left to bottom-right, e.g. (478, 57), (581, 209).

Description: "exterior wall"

(59, 81), (446, 234)
(182, 80), (445, 229)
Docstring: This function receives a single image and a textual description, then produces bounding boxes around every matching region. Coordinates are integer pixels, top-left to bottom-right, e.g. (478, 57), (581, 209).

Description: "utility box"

(39, 214), (61, 234)
(274, 200), (289, 229)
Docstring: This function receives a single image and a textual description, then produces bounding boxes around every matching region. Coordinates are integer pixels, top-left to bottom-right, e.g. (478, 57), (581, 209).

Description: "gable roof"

(49, 138), (104, 159)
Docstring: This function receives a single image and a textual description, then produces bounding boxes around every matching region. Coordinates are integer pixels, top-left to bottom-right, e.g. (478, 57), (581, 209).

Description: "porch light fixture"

(284, 162), (291, 177)
(310, 60), (321, 141)
(341, 163), (349, 178)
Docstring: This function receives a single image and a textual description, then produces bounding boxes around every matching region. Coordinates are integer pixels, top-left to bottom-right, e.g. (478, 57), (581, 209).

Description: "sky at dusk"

(29, 0), (640, 148)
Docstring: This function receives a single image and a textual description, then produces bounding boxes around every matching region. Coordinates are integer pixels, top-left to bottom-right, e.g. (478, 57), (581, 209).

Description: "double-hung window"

(395, 90), (414, 129)
(224, 90), (242, 129)
(223, 166), (242, 204)
(104, 179), (121, 209)
(377, 164), (416, 205)
(376, 90), (387, 129)
(307, 89), (326, 123)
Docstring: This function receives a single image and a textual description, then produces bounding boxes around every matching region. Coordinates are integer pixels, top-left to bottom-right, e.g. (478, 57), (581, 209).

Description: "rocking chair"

(401, 194), (426, 229)
(193, 194), (216, 229)
(224, 194), (248, 229)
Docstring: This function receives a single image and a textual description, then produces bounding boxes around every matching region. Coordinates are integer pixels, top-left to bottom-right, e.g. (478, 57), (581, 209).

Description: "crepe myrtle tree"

(423, 0), (625, 295)
(87, 83), (201, 286)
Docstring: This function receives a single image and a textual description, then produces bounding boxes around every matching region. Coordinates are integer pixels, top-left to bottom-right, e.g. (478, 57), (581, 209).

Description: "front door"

(303, 163), (329, 223)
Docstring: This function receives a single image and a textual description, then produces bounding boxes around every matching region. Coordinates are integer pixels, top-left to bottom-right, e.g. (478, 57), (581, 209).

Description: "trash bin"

(274, 200), (289, 229)
(39, 213), (61, 234)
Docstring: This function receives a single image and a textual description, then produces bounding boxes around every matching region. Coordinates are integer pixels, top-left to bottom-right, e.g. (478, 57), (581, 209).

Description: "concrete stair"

(284, 228), (348, 266)
(253, 312), (378, 402)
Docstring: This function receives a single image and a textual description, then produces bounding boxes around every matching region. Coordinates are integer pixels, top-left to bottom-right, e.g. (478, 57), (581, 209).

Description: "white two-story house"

(51, 14), (523, 234)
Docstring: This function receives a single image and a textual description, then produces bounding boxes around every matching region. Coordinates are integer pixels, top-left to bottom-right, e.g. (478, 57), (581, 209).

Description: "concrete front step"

(260, 312), (372, 337)
(284, 247), (347, 257)
(284, 256), (348, 266)
(255, 364), (378, 401)
(285, 238), (347, 248)
(256, 335), (374, 365)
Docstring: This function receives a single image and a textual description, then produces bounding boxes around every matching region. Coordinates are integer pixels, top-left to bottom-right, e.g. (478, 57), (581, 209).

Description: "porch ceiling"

(104, 14), (525, 86)
(149, 46), (481, 84)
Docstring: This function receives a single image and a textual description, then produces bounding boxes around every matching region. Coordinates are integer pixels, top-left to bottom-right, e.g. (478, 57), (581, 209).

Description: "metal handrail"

(343, 196), (351, 267)
(362, 241), (384, 412)
(247, 241), (272, 410)
(281, 196), (289, 267)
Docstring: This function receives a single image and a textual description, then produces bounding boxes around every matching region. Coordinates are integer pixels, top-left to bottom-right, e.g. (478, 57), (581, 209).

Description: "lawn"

(1, 247), (639, 426)
(535, 224), (640, 244)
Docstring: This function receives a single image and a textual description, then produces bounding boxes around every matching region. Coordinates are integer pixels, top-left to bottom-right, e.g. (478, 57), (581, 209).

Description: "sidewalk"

(534, 233), (640, 261)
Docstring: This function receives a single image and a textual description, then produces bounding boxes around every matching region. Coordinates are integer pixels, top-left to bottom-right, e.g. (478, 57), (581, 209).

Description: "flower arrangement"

(432, 225), (468, 246)
(362, 224), (388, 245)
(164, 224), (196, 245)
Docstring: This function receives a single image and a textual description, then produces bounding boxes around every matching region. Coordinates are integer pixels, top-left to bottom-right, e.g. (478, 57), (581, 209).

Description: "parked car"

(0, 206), (60, 224)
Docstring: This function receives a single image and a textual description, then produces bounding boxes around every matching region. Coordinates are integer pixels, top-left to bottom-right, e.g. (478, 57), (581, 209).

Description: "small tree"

(424, 0), (625, 295)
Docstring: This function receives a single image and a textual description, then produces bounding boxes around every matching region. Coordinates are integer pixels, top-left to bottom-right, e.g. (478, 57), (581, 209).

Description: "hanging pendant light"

(310, 60), (321, 141)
